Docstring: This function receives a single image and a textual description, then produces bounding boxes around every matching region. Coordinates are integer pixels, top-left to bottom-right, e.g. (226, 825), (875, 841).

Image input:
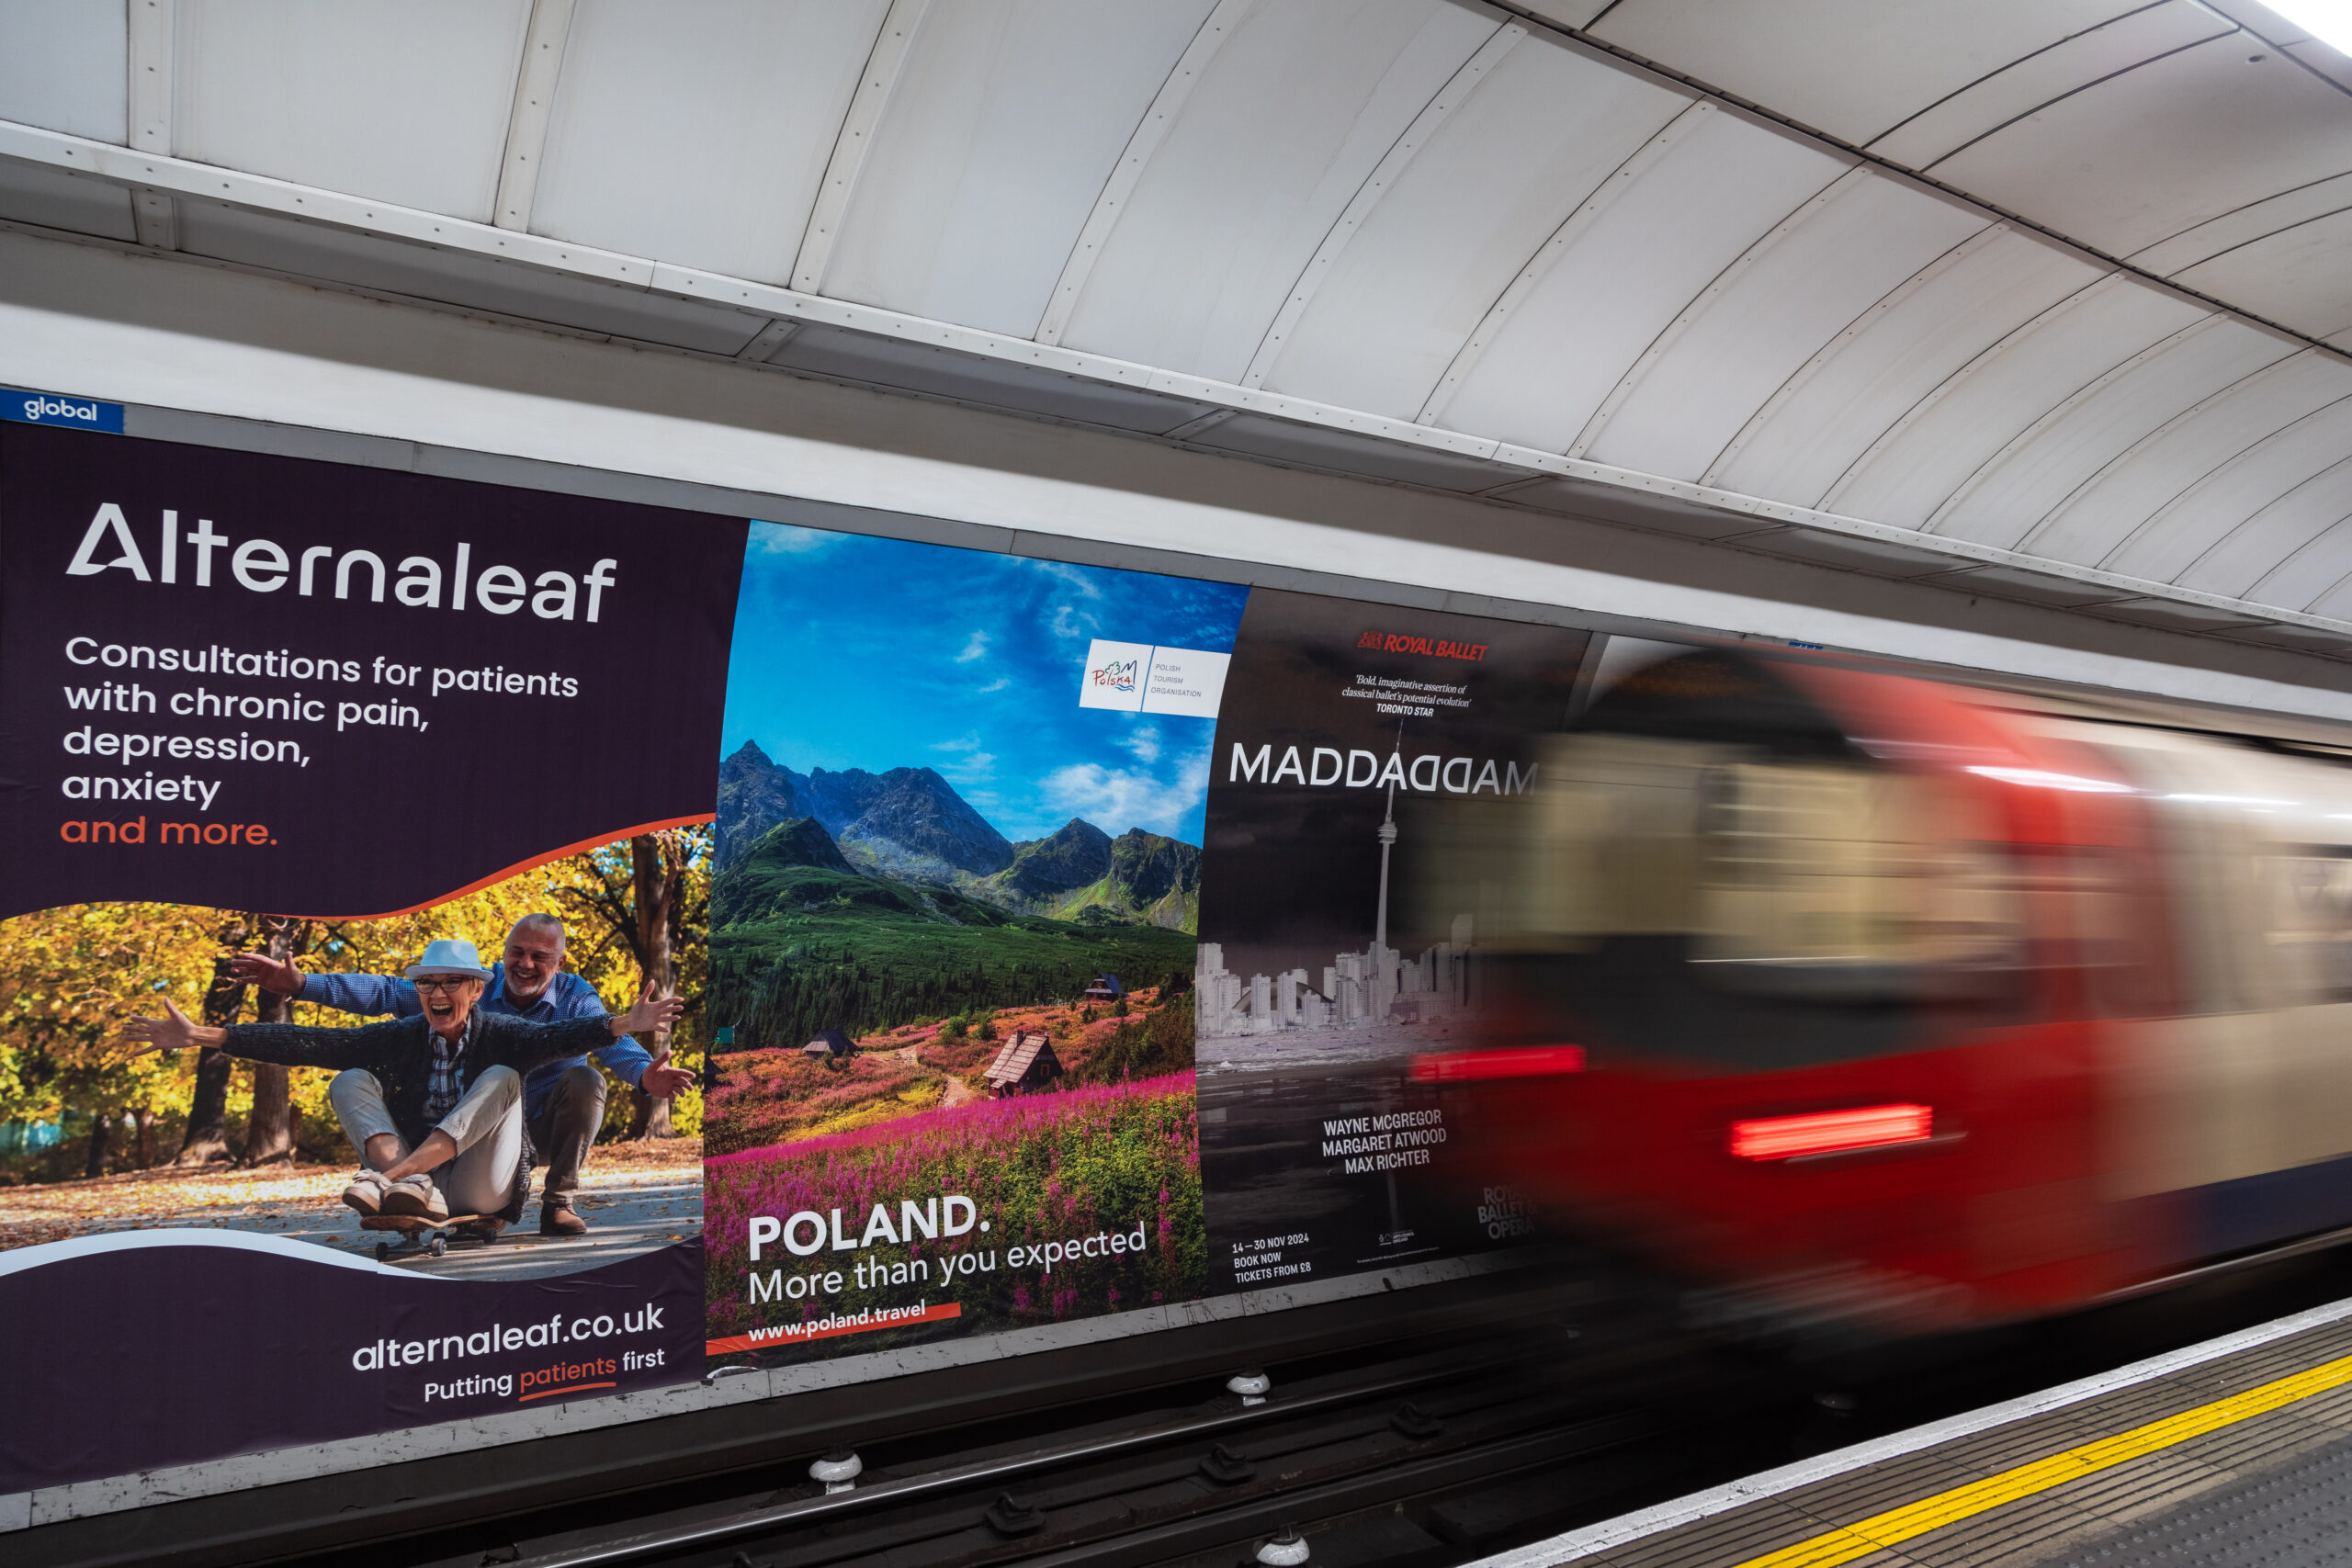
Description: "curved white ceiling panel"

(1925, 318), (2296, 549)
(1586, 0), (2138, 147)
(1867, 1), (2235, 171)
(2274, 518), (2352, 619)
(2103, 397), (2352, 581)
(0, 1), (123, 144)
(820, 0), (1215, 339)
(2024, 351), (2352, 563)
(2130, 170), (2352, 276)
(1256, 31), (1689, 419)
(2173, 206), (2352, 342)
(3, 0), (2351, 649)
(1829, 276), (2205, 530)
(175, 0), (527, 222)
(1437, 104), (1849, 454)
(1707, 227), (2101, 504)
(1579, 170), (1986, 481)
(1054, 0), (1494, 381)
(528, 0), (888, 285)
(1929, 36), (2352, 260)
(2183, 455), (2352, 597)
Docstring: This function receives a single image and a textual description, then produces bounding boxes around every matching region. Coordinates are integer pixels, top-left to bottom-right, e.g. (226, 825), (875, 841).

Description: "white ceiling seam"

(1929, 320), (2302, 552)
(1468, 434), (2352, 636)
(5, 109), (2349, 646)
(2021, 355), (2352, 561)
(1817, 270), (2127, 514)
(170, 0), (531, 226)
(1489, 2), (2352, 362)
(1919, 313), (2260, 537)
(1593, 177), (1993, 483)
(0, 118), (656, 284)
(2184, 452), (2352, 596)
(1899, 7), (2243, 175)
(1032, 0), (1256, 348)
(521, 2), (886, 289)
(2100, 397), (2352, 580)
(1415, 95), (1707, 429)
(1699, 220), (2010, 490)
(1576, 0), (2168, 150)
(127, 0), (170, 155)
(638, 252), (1506, 457)
(1049, 0), (1505, 383)
(1862, 1), (2232, 169)
(789, 0), (928, 295)
(491, 0), (572, 233)
(2127, 168), (2352, 276)
(1237, 11), (1525, 389)
(1567, 157), (1861, 461)
(126, 0), (173, 250)
(2268, 511), (2352, 618)
(1926, 37), (2352, 263)
(1842, 278), (2211, 532)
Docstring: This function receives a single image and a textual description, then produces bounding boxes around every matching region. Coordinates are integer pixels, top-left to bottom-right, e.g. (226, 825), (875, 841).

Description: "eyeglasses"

(413, 976), (479, 994)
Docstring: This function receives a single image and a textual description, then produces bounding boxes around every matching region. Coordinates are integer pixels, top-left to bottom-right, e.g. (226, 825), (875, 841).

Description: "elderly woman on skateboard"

(125, 939), (684, 1241)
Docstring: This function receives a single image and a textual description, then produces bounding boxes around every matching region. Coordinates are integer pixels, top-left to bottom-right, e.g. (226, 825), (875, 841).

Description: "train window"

(2058, 846), (2174, 1020)
(2262, 850), (2352, 1006)
(1690, 761), (2021, 999)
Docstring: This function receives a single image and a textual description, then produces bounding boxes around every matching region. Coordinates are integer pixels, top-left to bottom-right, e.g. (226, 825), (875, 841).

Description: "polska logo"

(22, 395), (100, 424)
(1091, 657), (1138, 693)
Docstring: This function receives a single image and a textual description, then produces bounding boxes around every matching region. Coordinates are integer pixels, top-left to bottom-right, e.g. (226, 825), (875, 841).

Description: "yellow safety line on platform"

(1728, 1349), (2352, 1568)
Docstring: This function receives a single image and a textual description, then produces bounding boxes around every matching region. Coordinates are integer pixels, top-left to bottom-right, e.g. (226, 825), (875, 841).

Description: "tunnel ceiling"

(3, 0), (2351, 656)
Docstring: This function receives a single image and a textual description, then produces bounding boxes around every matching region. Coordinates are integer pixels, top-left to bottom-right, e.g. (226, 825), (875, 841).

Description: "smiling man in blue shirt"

(232, 913), (694, 1235)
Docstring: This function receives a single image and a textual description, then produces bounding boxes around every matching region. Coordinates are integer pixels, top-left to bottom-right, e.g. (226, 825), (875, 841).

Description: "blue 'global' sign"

(3, 389), (124, 434)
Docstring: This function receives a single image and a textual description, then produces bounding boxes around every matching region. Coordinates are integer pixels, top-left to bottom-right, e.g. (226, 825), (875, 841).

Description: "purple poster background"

(0, 1239), (702, 1492)
(0, 423), (747, 919)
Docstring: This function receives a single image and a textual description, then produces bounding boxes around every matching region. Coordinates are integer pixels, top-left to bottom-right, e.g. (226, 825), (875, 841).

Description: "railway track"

(504, 1323), (1768, 1568)
(266, 1247), (2352, 1568)
(284, 1279), (1791, 1568)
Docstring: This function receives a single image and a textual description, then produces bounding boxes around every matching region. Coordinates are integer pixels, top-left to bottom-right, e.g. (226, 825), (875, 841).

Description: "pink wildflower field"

(704, 1071), (1204, 1359)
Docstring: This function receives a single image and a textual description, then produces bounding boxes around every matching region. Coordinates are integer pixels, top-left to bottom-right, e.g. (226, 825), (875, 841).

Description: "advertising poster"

(0, 423), (738, 1490)
(1193, 591), (1588, 1289)
(701, 524), (1244, 1362)
(0, 415), (1597, 1497)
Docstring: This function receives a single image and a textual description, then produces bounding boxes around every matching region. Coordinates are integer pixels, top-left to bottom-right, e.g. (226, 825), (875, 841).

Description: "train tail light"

(1408, 1046), (1586, 1084)
(1729, 1103), (1933, 1160)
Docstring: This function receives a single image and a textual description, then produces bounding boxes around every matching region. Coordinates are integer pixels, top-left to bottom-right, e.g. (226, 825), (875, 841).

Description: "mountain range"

(716, 740), (1201, 931)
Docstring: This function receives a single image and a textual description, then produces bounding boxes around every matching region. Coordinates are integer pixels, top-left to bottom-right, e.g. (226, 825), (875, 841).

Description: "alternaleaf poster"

(1193, 591), (1588, 1289)
(0, 423), (738, 1490)
(701, 524), (1243, 1362)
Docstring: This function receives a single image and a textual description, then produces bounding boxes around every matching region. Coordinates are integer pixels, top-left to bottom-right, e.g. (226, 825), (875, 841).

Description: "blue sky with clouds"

(721, 522), (1250, 846)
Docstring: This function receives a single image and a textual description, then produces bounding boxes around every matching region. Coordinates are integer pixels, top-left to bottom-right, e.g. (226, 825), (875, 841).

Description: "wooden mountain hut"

(803, 1030), (858, 1061)
(981, 1031), (1062, 1097)
(1081, 973), (1123, 1002)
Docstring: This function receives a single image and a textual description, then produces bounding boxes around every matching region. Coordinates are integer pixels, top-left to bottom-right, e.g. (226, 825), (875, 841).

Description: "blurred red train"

(1419, 649), (2352, 1336)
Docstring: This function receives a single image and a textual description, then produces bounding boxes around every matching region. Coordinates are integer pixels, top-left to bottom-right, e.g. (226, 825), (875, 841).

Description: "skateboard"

(360, 1213), (494, 1260)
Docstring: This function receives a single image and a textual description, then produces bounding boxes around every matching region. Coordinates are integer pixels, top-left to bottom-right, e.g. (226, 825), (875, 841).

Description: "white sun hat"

(404, 939), (494, 980)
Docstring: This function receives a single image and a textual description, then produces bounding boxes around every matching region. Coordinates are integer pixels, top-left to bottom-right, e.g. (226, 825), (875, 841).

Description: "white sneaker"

(342, 1169), (390, 1217)
(382, 1174), (447, 1221)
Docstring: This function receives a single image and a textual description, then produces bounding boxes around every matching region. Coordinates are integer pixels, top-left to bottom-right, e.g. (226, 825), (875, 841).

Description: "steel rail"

(513, 1354), (1530, 1568)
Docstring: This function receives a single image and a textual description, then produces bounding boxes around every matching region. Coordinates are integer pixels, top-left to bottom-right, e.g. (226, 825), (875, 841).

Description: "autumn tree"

(559, 827), (710, 1140)
(240, 915), (315, 1165)
(0, 829), (707, 1187)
